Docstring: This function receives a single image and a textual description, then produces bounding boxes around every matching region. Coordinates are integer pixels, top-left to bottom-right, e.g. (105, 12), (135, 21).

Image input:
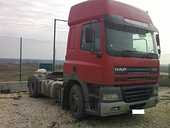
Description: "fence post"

(19, 37), (23, 81)
(53, 19), (56, 72)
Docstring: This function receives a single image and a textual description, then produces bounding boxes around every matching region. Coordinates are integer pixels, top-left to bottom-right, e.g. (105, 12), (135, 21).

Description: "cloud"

(0, 0), (169, 60)
(0, 0), (75, 40)
(0, 0), (85, 59)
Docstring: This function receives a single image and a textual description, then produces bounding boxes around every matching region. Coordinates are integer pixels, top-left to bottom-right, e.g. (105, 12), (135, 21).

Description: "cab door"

(76, 21), (104, 84)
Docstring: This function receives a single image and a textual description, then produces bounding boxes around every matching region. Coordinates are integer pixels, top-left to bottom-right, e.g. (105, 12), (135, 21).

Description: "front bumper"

(100, 96), (159, 117)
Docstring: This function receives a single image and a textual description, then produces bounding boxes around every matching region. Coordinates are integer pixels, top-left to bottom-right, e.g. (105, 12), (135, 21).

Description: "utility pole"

(19, 37), (23, 81)
(53, 19), (57, 72)
(52, 18), (68, 72)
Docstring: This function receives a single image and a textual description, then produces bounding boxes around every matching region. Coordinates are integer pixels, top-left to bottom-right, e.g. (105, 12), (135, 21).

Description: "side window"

(81, 22), (100, 52)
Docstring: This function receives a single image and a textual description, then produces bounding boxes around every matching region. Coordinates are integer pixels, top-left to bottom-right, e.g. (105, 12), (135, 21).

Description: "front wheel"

(69, 84), (85, 119)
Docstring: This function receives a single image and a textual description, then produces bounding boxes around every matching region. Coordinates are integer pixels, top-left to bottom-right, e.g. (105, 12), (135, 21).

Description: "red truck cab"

(63, 0), (160, 117)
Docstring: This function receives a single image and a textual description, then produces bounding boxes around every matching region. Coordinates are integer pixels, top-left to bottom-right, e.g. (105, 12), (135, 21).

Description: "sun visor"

(104, 15), (158, 32)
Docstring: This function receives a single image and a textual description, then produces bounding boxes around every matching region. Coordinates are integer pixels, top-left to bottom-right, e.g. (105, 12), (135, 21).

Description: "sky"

(0, 0), (169, 62)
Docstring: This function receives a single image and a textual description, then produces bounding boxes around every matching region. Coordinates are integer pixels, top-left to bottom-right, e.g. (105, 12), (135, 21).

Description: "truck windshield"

(106, 24), (158, 58)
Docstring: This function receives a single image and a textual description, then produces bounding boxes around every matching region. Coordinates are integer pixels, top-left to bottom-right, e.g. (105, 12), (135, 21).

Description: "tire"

(28, 76), (40, 98)
(128, 109), (133, 117)
(27, 77), (32, 96)
(69, 84), (85, 119)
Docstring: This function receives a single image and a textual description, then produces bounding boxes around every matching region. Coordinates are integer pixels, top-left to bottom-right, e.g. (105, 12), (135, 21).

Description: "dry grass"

(0, 64), (38, 82)
(0, 63), (170, 87)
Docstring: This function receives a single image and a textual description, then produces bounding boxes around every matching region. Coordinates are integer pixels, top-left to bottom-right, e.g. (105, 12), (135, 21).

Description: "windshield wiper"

(121, 50), (153, 58)
(145, 53), (158, 58)
(121, 50), (138, 53)
(121, 50), (158, 58)
(119, 50), (140, 57)
(121, 50), (141, 54)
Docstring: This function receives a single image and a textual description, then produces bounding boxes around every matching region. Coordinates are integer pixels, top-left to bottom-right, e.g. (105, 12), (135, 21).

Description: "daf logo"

(114, 67), (127, 72)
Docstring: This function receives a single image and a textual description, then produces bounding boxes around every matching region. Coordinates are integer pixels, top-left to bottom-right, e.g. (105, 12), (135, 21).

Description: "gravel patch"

(0, 87), (170, 128)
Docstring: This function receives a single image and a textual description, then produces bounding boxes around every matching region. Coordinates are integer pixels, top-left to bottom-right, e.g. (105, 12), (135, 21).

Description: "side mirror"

(158, 49), (161, 55)
(156, 34), (160, 46)
(85, 28), (95, 43)
(156, 34), (161, 56)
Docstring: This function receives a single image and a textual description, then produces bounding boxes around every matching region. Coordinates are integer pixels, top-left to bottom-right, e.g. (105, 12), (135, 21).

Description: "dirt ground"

(0, 87), (170, 128)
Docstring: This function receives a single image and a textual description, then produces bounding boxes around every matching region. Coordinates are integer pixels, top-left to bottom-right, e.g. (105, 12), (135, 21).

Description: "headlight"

(102, 94), (120, 101)
(101, 87), (122, 101)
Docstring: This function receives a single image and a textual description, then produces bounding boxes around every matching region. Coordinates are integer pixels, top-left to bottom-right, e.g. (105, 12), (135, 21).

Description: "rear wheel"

(69, 84), (85, 119)
(27, 76), (40, 98)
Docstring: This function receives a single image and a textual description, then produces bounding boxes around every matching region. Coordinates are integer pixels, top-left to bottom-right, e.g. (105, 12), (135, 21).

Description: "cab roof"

(68, 0), (152, 26)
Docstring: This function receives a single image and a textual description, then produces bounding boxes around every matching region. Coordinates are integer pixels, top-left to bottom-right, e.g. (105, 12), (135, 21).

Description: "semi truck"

(28, 0), (161, 119)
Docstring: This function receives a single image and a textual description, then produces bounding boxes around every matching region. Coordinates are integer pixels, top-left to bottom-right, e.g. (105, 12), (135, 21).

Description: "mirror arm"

(95, 51), (103, 58)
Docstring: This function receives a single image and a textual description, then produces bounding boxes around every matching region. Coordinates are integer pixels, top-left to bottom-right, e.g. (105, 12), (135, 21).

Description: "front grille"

(114, 67), (158, 74)
(127, 76), (157, 81)
(122, 86), (153, 103)
(115, 76), (157, 82)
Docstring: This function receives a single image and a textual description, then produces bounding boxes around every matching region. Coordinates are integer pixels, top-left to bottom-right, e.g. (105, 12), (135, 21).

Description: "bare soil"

(0, 87), (170, 128)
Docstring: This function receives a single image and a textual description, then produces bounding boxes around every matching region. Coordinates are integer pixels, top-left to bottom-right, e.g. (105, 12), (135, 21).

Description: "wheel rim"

(70, 92), (81, 113)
